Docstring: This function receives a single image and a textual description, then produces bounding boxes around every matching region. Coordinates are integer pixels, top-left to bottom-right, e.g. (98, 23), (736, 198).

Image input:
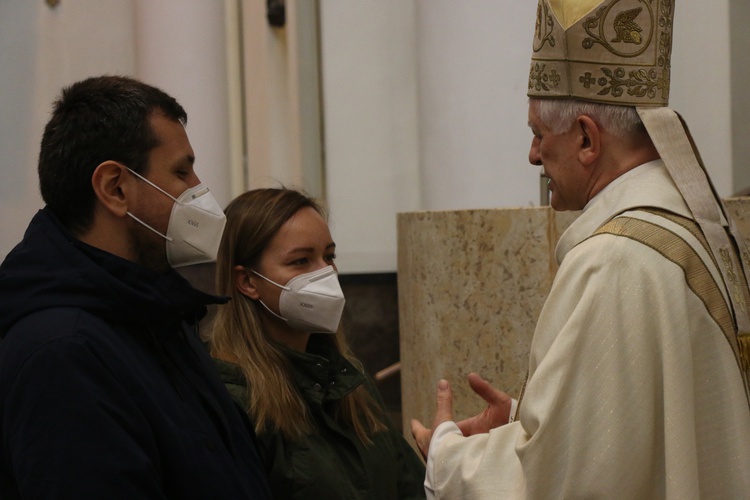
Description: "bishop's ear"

(91, 161), (130, 217)
(234, 265), (261, 300)
(576, 115), (601, 166)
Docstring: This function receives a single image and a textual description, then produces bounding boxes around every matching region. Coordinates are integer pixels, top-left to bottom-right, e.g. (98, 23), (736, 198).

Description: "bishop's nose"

(529, 140), (542, 166)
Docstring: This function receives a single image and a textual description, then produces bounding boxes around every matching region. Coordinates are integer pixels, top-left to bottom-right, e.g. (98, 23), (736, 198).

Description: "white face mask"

(252, 266), (346, 334)
(125, 168), (227, 268)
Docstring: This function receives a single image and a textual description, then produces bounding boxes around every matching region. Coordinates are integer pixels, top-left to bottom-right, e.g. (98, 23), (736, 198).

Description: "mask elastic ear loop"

(245, 269), (290, 322)
(124, 167), (177, 241)
(257, 299), (289, 323)
(126, 167), (180, 203)
(250, 269), (291, 291)
(126, 212), (173, 241)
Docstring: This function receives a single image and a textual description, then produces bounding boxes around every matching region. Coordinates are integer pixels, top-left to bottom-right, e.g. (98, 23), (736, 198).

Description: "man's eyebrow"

(173, 155), (195, 169)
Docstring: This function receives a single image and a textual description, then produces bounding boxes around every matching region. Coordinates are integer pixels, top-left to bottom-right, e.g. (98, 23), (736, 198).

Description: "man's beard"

(129, 218), (171, 273)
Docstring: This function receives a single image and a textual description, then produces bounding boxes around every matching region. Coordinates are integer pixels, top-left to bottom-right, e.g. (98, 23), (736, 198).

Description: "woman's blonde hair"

(209, 188), (386, 443)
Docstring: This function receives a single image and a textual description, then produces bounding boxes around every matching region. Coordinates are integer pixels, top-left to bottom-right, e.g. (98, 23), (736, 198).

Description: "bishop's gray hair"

(530, 98), (646, 140)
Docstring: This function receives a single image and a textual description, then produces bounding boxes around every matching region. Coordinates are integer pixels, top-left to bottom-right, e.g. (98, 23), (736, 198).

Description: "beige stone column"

(398, 199), (750, 442)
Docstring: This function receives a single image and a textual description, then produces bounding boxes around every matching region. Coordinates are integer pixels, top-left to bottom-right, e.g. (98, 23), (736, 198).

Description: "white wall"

(133, 0), (233, 208)
(670, 0), (733, 196)
(320, 0), (422, 273)
(239, 0), (324, 198)
(415, 0), (738, 211)
(0, 0), (135, 261)
(0, 1), (234, 262)
(321, 0), (746, 272)
(415, 1), (538, 211)
(1, 0), (748, 267)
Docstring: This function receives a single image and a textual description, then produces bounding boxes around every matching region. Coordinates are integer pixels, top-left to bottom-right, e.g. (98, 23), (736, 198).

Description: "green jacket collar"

(279, 335), (366, 405)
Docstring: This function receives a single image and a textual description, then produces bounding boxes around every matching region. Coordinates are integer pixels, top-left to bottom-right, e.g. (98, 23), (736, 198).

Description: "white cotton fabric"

(426, 160), (750, 499)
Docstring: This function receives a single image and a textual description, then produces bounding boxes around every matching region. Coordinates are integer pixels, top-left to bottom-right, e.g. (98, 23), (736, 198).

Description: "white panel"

(134, 0), (233, 208)
(415, 1), (739, 208)
(415, 0), (539, 211)
(239, 0), (323, 197)
(0, 0), (135, 261)
(320, 0), (421, 273)
(670, 1), (733, 197)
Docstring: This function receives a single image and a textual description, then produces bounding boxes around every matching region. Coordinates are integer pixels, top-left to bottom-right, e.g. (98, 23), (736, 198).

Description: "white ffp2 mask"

(252, 266), (346, 334)
(125, 168), (227, 268)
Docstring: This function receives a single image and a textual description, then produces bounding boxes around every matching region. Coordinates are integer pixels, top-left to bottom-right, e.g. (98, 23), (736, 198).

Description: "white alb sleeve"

(424, 421), (462, 500)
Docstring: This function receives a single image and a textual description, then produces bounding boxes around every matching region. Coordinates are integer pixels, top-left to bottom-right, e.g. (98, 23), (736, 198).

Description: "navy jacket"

(0, 208), (270, 499)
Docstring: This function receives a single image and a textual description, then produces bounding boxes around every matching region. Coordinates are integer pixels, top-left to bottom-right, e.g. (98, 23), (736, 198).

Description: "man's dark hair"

(38, 75), (188, 235)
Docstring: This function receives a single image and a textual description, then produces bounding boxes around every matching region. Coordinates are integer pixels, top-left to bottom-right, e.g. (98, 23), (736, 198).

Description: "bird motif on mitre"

(611, 7), (643, 44)
(536, 3), (543, 40)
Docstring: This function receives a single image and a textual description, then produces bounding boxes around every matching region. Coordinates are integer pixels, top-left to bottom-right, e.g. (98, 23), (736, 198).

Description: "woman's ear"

(91, 161), (129, 217)
(234, 265), (260, 300)
(576, 115), (601, 166)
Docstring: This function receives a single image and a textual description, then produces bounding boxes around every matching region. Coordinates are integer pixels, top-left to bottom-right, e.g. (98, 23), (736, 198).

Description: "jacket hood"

(0, 208), (227, 337)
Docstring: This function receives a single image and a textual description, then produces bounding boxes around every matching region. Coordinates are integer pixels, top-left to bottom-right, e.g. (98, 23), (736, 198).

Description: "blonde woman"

(210, 188), (426, 499)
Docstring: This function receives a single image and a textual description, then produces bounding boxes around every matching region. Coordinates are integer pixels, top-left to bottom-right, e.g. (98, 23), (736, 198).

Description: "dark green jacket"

(214, 335), (426, 500)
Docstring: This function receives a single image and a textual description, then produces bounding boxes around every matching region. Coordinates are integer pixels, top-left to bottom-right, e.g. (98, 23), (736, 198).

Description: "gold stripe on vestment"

(641, 209), (750, 374)
(593, 213), (749, 398)
(515, 209), (750, 418)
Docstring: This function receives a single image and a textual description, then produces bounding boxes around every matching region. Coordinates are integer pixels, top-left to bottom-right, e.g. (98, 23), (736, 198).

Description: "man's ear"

(234, 265), (260, 300)
(576, 115), (600, 166)
(91, 161), (130, 217)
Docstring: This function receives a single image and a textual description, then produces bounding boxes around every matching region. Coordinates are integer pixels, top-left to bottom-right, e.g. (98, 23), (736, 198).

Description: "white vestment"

(426, 160), (750, 499)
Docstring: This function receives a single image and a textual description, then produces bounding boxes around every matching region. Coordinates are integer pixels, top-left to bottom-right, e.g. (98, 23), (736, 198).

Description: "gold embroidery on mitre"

(611, 8), (644, 43)
(528, 0), (674, 106)
(535, 2), (557, 50)
(582, 4), (653, 56)
(529, 64), (563, 93)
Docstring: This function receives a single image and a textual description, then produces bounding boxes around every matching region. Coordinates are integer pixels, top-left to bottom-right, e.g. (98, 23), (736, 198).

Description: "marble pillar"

(398, 198), (750, 439)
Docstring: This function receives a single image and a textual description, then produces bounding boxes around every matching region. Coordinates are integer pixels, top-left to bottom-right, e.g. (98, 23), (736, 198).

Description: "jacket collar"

(280, 335), (366, 405)
(0, 208), (226, 336)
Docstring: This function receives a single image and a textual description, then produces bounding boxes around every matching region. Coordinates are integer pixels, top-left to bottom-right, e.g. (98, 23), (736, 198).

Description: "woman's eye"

(325, 253), (337, 263)
(290, 258), (308, 265)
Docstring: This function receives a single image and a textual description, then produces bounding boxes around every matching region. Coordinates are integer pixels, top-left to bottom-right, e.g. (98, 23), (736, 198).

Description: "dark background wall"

(339, 273), (402, 430)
